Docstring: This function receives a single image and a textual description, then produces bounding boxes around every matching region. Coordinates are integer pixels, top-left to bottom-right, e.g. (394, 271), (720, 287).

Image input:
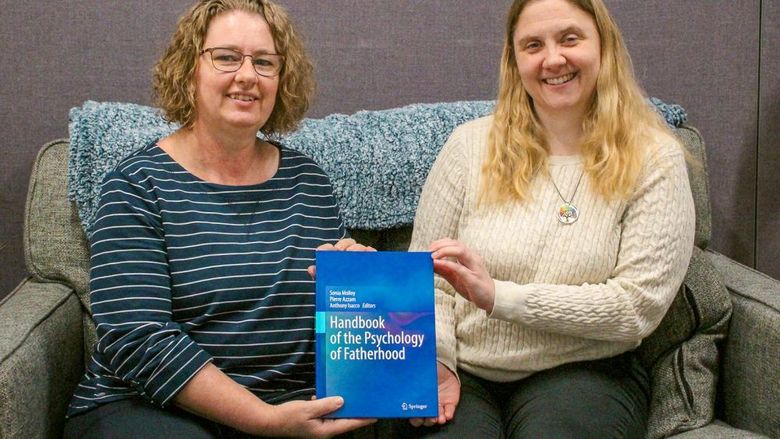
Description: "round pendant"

(557, 203), (579, 224)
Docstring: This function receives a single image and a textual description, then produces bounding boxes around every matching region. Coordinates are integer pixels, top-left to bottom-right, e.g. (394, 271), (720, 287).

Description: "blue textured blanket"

(68, 98), (686, 233)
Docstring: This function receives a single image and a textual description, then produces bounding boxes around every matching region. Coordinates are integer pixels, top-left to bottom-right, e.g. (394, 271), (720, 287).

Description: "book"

(315, 250), (439, 418)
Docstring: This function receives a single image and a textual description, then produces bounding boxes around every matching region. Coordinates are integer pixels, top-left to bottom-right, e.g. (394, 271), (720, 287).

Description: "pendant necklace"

(550, 171), (584, 224)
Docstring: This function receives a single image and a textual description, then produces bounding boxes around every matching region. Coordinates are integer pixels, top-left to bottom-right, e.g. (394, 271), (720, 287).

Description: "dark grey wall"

(614, 1), (761, 271)
(758, 0), (780, 277)
(1, 0), (777, 299)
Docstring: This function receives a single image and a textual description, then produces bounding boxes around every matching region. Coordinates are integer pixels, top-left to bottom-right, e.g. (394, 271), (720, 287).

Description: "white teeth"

(545, 72), (576, 85)
(229, 94), (256, 101)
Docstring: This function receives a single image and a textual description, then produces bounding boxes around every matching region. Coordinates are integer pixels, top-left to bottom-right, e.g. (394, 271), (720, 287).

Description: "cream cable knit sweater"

(409, 116), (696, 382)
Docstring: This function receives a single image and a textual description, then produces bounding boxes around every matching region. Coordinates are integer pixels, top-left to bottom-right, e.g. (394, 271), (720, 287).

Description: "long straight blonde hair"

(481, 0), (673, 204)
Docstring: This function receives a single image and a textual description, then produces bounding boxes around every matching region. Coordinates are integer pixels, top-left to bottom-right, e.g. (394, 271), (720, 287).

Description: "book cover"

(315, 250), (438, 418)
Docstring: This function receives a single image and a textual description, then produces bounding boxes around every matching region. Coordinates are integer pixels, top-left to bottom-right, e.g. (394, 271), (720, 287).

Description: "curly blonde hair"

(153, 0), (314, 136)
(481, 0), (673, 204)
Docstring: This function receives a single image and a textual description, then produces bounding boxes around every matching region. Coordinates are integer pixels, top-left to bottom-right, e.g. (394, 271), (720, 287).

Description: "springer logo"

(401, 402), (429, 411)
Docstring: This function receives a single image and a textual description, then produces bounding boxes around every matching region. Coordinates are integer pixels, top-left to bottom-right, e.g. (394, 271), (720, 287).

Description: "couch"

(1, 109), (778, 438)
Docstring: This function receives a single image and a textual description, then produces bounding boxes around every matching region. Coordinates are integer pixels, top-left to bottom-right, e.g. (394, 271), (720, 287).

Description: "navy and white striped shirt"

(67, 142), (347, 417)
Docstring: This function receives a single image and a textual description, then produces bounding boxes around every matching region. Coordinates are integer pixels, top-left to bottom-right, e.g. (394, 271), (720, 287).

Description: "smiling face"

(194, 10), (279, 134)
(513, 0), (601, 123)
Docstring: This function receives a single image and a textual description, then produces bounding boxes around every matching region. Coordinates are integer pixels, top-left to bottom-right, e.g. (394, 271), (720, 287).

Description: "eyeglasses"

(200, 47), (283, 77)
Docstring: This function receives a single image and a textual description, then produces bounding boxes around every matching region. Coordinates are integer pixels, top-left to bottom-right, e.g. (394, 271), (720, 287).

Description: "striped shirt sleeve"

(89, 170), (212, 407)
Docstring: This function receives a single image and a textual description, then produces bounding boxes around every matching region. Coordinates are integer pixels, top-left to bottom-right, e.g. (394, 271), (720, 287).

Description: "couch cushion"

(676, 125), (711, 248)
(24, 140), (91, 307)
(668, 420), (770, 438)
(350, 227), (413, 252)
(637, 246), (732, 439)
(708, 251), (780, 438)
(0, 280), (84, 439)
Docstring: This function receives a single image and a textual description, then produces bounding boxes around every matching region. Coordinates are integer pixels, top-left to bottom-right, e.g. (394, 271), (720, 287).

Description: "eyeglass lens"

(208, 48), (281, 76)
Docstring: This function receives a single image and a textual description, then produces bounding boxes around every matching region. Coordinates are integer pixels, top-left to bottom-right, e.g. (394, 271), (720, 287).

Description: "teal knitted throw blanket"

(68, 98), (686, 233)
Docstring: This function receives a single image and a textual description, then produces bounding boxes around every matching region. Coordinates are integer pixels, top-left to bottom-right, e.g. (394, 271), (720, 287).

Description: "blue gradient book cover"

(315, 251), (438, 418)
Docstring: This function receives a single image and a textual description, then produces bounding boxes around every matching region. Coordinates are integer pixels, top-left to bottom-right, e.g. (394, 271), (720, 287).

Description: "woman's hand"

(322, 238), (375, 252)
(307, 238), (376, 278)
(176, 364), (373, 438)
(268, 397), (376, 438)
(409, 362), (461, 427)
(430, 238), (495, 313)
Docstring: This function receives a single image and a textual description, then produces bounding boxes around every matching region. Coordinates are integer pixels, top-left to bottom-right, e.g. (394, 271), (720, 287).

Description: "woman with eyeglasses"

(402, 0), (696, 438)
(63, 1), (374, 438)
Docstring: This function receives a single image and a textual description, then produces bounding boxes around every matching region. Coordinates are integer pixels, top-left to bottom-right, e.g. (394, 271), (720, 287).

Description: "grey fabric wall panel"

(758, 0), (780, 278)
(607, 0), (761, 267)
(280, 1), (510, 116)
(0, 0), (770, 299)
(0, 1), (182, 297)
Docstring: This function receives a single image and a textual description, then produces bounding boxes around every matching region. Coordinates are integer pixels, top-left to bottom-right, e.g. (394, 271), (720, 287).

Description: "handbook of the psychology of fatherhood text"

(315, 250), (438, 418)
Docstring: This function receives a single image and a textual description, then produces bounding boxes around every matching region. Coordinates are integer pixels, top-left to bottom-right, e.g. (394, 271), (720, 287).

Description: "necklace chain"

(550, 171), (584, 204)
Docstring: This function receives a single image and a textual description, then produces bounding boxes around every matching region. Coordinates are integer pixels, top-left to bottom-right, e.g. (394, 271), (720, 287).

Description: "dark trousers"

(63, 398), (360, 439)
(394, 352), (650, 439)
(64, 399), (229, 439)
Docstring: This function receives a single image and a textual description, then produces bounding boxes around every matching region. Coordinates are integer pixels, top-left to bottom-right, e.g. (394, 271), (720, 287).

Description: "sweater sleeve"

(408, 128), (469, 373)
(89, 171), (212, 407)
(489, 145), (696, 343)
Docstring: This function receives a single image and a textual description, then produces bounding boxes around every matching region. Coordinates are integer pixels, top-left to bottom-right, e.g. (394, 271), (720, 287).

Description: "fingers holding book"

(308, 238), (377, 278)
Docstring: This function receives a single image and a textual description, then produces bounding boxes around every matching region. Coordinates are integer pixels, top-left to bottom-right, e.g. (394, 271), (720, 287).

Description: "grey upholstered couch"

(1, 124), (779, 438)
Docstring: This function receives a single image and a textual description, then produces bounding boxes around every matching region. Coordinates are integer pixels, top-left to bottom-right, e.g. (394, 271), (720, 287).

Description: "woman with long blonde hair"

(404, 0), (695, 437)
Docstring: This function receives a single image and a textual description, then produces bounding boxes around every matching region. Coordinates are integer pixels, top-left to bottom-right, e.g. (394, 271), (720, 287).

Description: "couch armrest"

(669, 420), (771, 438)
(705, 250), (780, 438)
(0, 278), (85, 439)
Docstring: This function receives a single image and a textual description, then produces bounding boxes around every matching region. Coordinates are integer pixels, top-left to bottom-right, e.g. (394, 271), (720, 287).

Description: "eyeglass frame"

(200, 47), (284, 78)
